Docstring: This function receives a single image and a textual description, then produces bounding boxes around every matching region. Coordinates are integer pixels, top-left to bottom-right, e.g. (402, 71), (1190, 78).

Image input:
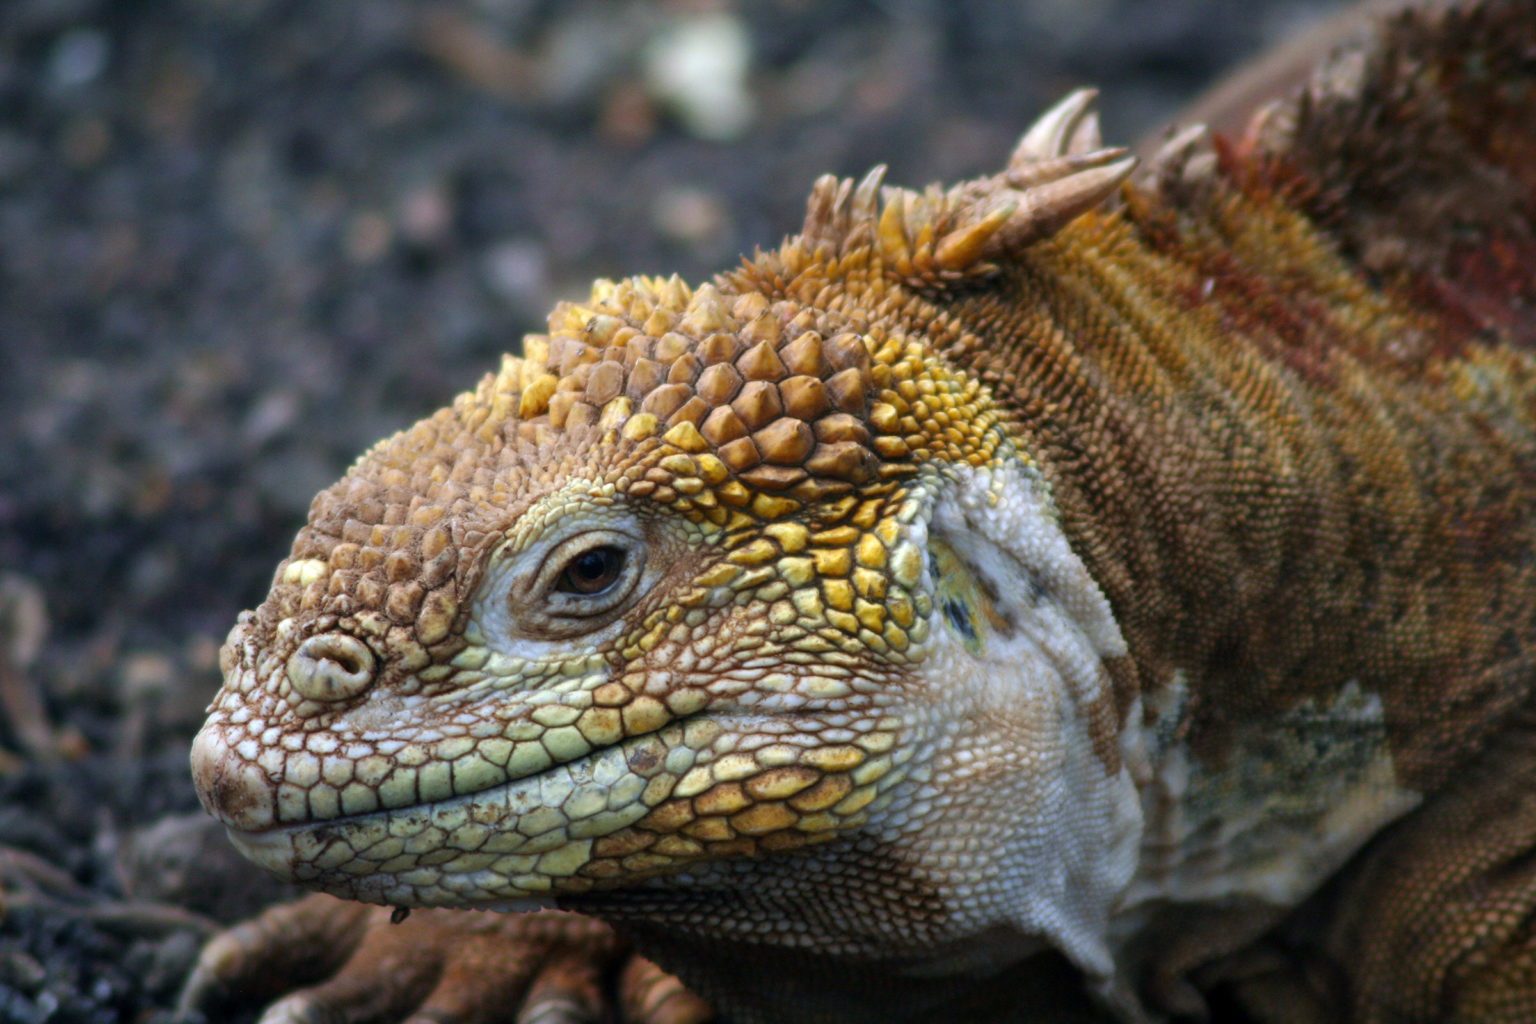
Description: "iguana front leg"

(180, 894), (711, 1024)
(1203, 709), (1536, 1024)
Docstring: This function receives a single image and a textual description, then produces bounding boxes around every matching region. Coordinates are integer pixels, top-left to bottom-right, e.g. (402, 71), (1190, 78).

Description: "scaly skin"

(189, 3), (1536, 1021)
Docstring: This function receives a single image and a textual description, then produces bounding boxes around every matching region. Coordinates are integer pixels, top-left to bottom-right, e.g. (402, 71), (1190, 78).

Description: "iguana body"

(189, 3), (1536, 1021)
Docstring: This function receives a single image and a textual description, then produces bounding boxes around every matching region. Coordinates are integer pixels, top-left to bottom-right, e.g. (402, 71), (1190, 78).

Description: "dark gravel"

(0, 0), (1347, 1019)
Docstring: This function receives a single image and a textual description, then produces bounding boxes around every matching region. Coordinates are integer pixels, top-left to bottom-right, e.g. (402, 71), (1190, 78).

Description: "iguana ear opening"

(797, 90), (1136, 292)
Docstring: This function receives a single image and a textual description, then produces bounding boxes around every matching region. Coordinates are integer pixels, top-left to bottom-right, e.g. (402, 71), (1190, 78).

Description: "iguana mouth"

(211, 721), (690, 902)
(193, 672), (706, 835)
(204, 695), (891, 908)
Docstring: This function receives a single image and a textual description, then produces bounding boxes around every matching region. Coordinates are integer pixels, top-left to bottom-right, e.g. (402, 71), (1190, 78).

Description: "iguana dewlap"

(189, 3), (1536, 1022)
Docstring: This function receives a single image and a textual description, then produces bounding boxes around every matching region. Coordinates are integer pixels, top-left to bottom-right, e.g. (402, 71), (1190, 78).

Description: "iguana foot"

(178, 893), (713, 1023)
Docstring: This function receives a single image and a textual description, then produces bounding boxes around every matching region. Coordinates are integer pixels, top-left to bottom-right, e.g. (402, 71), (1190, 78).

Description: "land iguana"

(183, 2), (1536, 1021)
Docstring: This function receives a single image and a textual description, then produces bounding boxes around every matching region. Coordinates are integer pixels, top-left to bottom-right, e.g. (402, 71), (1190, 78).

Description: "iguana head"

(192, 93), (1141, 977)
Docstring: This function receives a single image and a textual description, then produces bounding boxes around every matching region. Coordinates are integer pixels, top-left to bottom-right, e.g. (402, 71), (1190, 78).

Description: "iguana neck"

(939, 182), (1536, 786)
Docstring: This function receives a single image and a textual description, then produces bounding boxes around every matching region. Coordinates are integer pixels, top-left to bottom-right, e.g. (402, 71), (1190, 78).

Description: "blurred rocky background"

(0, 0), (1348, 1019)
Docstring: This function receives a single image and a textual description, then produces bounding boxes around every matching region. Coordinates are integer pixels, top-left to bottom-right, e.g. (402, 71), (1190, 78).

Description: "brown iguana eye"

(555, 546), (626, 596)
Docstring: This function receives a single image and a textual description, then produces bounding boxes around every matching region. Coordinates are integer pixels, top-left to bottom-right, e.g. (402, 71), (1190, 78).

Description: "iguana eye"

(556, 546), (626, 596)
(526, 529), (648, 629)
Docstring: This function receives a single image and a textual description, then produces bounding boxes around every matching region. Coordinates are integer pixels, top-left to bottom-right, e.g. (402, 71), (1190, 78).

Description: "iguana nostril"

(285, 633), (375, 702)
